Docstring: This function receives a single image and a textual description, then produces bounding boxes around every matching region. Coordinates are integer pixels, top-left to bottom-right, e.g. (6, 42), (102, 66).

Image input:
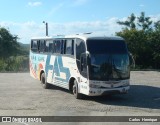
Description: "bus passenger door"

(80, 53), (88, 80)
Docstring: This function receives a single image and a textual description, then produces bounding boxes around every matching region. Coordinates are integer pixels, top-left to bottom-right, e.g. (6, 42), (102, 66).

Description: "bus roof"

(65, 34), (124, 41)
(31, 33), (124, 41)
(31, 36), (53, 40)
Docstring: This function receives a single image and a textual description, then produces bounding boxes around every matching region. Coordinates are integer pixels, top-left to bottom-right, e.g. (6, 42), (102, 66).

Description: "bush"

(0, 56), (29, 72)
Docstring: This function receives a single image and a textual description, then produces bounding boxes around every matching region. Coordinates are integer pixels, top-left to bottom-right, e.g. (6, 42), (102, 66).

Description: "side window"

(49, 41), (53, 53)
(53, 40), (56, 53)
(61, 40), (66, 54)
(76, 39), (86, 60)
(45, 40), (53, 53)
(54, 40), (61, 53)
(65, 39), (74, 55)
(31, 40), (38, 52)
(45, 41), (49, 53)
(39, 40), (46, 53)
(76, 39), (86, 71)
(37, 40), (40, 52)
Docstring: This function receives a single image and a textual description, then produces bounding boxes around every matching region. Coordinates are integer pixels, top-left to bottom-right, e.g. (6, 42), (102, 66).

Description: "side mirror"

(129, 53), (135, 68)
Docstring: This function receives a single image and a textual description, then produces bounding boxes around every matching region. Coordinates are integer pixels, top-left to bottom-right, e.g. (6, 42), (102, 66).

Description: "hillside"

(19, 43), (30, 52)
(18, 43), (30, 55)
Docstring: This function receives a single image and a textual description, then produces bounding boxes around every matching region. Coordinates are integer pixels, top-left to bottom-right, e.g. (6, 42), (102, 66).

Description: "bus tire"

(73, 80), (82, 99)
(41, 73), (50, 89)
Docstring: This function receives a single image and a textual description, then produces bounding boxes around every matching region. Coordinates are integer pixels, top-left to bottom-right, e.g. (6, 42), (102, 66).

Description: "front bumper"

(88, 86), (130, 96)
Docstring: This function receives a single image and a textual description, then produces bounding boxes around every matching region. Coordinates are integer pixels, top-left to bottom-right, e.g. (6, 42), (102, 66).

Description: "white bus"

(30, 34), (134, 99)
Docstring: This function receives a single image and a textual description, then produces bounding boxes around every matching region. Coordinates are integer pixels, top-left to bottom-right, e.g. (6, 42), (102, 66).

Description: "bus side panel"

(45, 55), (78, 89)
(62, 56), (78, 82)
(54, 56), (71, 89)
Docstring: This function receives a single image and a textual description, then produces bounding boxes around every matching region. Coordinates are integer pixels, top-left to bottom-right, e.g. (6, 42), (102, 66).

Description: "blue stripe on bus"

(57, 56), (71, 82)
(54, 57), (60, 76)
(45, 55), (71, 83)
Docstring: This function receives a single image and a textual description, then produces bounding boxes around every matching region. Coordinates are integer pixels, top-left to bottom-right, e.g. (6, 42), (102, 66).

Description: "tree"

(116, 12), (160, 69)
(116, 29), (153, 68)
(137, 12), (152, 31)
(117, 13), (136, 29)
(0, 27), (29, 71)
(154, 20), (160, 31)
(147, 30), (160, 68)
(0, 27), (20, 59)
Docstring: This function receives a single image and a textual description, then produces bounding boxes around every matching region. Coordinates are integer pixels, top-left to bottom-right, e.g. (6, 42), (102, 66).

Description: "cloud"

(28, 2), (42, 7)
(150, 14), (160, 22)
(1, 14), (160, 44)
(49, 18), (122, 36)
(139, 4), (145, 7)
(0, 21), (44, 43)
(0, 19), (121, 43)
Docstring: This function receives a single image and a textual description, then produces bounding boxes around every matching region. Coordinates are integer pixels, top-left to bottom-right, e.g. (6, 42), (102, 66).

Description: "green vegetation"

(0, 27), (29, 72)
(0, 56), (29, 72)
(117, 12), (160, 69)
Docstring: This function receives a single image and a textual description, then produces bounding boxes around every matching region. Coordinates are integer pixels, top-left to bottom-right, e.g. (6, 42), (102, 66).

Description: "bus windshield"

(87, 39), (130, 81)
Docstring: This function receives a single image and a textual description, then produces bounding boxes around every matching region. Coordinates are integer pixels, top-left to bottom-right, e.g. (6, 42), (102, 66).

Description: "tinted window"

(45, 41), (49, 53)
(76, 39), (86, 71)
(76, 39), (86, 60)
(46, 40), (53, 53)
(66, 39), (74, 55)
(87, 39), (128, 54)
(31, 40), (38, 52)
(53, 41), (56, 53)
(37, 40), (40, 52)
(54, 40), (61, 53)
(39, 40), (46, 53)
(49, 41), (53, 53)
(61, 40), (66, 54)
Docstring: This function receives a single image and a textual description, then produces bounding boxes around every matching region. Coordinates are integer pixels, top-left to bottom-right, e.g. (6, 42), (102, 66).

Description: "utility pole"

(43, 21), (48, 36)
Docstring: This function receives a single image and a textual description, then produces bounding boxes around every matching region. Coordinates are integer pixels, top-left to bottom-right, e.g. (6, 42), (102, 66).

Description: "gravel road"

(0, 71), (159, 125)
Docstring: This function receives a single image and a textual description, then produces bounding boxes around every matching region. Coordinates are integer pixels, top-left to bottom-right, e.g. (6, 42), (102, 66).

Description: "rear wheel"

(73, 80), (82, 99)
(41, 73), (50, 89)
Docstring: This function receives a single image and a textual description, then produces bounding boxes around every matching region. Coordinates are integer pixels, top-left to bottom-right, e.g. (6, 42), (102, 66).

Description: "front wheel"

(41, 73), (50, 89)
(73, 80), (82, 99)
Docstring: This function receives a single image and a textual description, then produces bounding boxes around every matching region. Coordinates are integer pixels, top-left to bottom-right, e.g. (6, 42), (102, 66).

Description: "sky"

(0, 0), (160, 44)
